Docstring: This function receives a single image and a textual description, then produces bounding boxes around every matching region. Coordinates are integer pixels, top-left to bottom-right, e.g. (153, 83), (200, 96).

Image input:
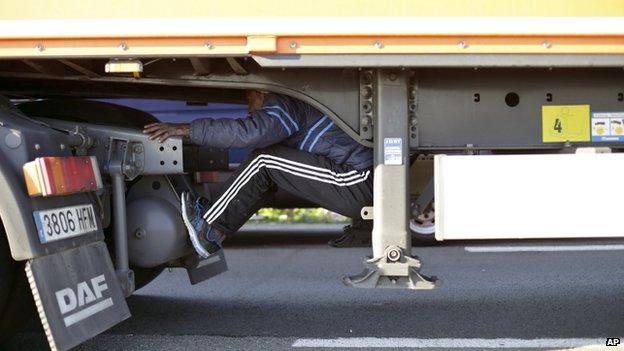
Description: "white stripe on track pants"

(203, 144), (373, 236)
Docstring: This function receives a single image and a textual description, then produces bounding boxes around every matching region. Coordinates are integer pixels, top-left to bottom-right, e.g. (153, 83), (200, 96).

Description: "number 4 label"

(553, 118), (562, 133)
(541, 105), (590, 143)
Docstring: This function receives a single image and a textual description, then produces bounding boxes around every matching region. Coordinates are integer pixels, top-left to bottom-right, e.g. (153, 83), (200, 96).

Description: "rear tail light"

(23, 156), (103, 197)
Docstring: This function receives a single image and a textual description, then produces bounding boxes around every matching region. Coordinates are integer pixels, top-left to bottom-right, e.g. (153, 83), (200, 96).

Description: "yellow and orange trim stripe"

(1, 17), (624, 58)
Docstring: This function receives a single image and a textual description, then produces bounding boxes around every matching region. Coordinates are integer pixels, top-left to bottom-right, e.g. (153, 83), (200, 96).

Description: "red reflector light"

(23, 156), (103, 197)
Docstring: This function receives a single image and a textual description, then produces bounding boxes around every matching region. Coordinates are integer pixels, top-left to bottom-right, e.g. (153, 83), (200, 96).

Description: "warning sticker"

(383, 138), (403, 165)
(541, 105), (590, 143)
(591, 112), (624, 142)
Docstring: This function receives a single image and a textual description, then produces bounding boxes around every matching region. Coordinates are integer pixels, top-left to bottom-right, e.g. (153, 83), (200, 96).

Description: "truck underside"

(2, 55), (623, 269)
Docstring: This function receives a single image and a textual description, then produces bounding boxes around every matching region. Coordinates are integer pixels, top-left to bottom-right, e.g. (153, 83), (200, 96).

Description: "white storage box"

(434, 153), (624, 240)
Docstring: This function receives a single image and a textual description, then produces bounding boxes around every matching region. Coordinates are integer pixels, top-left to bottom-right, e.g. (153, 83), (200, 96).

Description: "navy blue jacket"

(189, 94), (373, 170)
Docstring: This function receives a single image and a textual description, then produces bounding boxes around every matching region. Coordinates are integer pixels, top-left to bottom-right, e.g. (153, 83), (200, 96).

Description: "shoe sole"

(180, 192), (211, 259)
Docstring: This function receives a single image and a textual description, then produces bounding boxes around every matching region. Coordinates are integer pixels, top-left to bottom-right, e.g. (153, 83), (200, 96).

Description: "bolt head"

(542, 41), (552, 49)
(119, 42), (128, 51)
(387, 248), (402, 262)
(4, 131), (22, 149)
(360, 86), (372, 99)
(34, 144), (41, 150)
(134, 228), (146, 239)
(458, 41), (467, 49)
(35, 43), (45, 52)
(373, 41), (384, 49)
(362, 101), (373, 113)
(204, 42), (213, 49)
(289, 41), (298, 49)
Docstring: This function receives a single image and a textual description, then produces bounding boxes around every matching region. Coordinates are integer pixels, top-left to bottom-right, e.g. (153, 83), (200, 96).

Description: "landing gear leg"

(343, 69), (438, 290)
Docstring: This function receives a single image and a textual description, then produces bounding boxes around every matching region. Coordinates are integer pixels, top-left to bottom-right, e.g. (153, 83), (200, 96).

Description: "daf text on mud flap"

(55, 274), (113, 327)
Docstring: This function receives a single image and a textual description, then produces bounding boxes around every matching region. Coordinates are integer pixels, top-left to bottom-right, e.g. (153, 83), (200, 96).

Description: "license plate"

(33, 204), (98, 244)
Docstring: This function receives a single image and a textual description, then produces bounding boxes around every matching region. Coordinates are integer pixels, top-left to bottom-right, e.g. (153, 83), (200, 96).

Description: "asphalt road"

(6, 224), (624, 350)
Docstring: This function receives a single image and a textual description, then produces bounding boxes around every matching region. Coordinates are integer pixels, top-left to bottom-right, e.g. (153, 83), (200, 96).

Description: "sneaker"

(328, 219), (372, 248)
(181, 191), (222, 258)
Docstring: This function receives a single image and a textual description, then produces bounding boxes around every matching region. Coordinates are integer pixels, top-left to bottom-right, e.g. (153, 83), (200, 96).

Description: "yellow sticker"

(542, 105), (590, 143)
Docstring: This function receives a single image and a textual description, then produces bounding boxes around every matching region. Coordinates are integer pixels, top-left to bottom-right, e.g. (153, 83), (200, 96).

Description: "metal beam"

(253, 54), (624, 68)
(58, 59), (100, 77)
(21, 60), (54, 75)
(189, 58), (211, 75)
(225, 57), (248, 75)
(344, 69), (437, 289)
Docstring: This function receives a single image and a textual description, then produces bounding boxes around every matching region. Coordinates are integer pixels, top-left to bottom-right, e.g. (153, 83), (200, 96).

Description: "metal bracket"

(38, 119), (184, 178)
(107, 138), (144, 181)
(343, 246), (437, 289)
(408, 71), (419, 148)
(66, 126), (94, 153)
(359, 69), (375, 140)
(360, 206), (373, 220)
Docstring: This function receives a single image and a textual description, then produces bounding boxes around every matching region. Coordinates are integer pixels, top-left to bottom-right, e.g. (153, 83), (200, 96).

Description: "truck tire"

(410, 218), (437, 245)
(0, 222), (34, 344)
(410, 204), (437, 245)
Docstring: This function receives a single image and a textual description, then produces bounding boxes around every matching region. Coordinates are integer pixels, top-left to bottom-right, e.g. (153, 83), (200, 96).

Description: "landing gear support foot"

(343, 247), (438, 290)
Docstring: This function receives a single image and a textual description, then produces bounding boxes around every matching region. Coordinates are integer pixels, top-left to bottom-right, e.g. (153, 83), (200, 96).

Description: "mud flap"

(25, 241), (130, 351)
(184, 249), (228, 285)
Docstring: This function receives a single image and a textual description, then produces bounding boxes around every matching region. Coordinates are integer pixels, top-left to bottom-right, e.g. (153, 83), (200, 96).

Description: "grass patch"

(252, 208), (349, 224)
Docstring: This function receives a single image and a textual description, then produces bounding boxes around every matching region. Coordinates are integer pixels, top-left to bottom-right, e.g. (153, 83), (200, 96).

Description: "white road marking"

(291, 337), (609, 348)
(465, 244), (624, 253)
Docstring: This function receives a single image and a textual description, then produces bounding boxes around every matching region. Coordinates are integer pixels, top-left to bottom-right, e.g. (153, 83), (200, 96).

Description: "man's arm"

(144, 96), (302, 147)
(187, 107), (299, 148)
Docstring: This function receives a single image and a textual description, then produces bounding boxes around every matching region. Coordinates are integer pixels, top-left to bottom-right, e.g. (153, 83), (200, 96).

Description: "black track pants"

(202, 144), (373, 236)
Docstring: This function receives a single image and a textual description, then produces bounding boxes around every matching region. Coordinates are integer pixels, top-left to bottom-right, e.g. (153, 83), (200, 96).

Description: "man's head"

(246, 90), (266, 113)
